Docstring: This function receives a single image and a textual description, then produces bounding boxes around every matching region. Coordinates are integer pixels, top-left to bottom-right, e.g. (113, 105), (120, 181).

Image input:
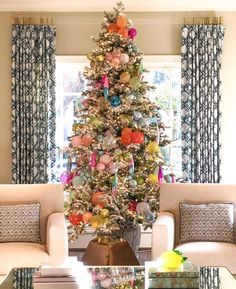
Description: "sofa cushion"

(0, 242), (48, 275)
(176, 241), (236, 275)
(0, 203), (41, 243)
(179, 203), (234, 243)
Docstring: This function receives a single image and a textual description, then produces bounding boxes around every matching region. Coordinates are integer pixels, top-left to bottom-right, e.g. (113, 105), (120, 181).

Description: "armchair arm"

(151, 212), (175, 260)
(46, 212), (68, 265)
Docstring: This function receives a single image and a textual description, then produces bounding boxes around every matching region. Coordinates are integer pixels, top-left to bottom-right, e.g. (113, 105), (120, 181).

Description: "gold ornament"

(148, 174), (158, 184)
(100, 208), (110, 218)
(147, 141), (159, 154)
(97, 55), (104, 61)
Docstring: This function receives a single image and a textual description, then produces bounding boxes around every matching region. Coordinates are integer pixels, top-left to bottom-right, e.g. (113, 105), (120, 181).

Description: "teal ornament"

(145, 211), (155, 223)
(133, 111), (142, 121)
(110, 95), (122, 107)
(103, 87), (109, 101)
(72, 175), (86, 187)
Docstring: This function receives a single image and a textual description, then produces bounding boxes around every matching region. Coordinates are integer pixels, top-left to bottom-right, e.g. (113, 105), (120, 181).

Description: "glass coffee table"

(0, 266), (235, 289)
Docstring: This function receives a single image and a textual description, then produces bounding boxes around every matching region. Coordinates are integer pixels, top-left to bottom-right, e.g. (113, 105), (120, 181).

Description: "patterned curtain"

(181, 25), (225, 183)
(12, 25), (56, 184)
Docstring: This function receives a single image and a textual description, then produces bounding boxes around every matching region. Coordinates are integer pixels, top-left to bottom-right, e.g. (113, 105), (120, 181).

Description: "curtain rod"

(12, 17), (54, 25)
(184, 16), (223, 25)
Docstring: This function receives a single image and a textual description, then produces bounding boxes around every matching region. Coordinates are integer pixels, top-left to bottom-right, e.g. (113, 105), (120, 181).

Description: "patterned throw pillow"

(179, 203), (235, 243)
(0, 203), (41, 243)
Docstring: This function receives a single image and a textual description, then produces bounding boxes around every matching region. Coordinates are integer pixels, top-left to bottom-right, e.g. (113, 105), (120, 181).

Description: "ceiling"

(0, 0), (236, 12)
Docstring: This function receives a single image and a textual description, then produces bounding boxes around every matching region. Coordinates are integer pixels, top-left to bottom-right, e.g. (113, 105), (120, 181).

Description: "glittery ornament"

(110, 95), (122, 107)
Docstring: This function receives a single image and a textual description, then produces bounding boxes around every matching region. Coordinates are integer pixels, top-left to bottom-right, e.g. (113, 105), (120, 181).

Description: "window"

(55, 55), (181, 180)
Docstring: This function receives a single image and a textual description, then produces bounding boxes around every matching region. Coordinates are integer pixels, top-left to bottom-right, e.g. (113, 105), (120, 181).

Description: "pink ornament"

(82, 99), (89, 107)
(100, 278), (112, 288)
(112, 49), (121, 58)
(60, 171), (73, 185)
(90, 151), (97, 170)
(101, 75), (109, 88)
(81, 134), (93, 146)
(71, 136), (82, 147)
(96, 162), (106, 172)
(96, 272), (107, 281)
(119, 53), (129, 65)
(100, 154), (111, 165)
(128, 28), (137, 39)
(111, 57), (120, 67)
(105, 53), (113, 62)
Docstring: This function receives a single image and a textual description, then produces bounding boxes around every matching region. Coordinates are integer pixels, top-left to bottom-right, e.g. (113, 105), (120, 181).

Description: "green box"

(148, 268), (199, 289)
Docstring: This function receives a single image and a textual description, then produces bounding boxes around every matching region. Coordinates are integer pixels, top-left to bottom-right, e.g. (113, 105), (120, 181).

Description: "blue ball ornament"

(145, 211), (155, 223)
(110, 95), (122, 107)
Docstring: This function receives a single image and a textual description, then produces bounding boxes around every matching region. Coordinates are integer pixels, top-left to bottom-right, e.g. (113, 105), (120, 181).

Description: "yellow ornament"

(97, 55), (104, 61)
(147, 141), (159, 154)
(161, 250), (183, 270)
(100, 208), (110, 218)
(148, 174), (158, 184)
(90, 215), (104, 229)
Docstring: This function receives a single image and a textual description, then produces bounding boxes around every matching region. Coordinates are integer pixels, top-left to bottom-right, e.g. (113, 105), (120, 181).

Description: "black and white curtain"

(181, 25), (225, 183)
(12, 25), (56, 184)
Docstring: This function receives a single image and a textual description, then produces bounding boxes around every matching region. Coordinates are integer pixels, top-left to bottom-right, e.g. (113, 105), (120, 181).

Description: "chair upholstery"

(152, 183), (236, 274)
(0, 184), (68, 275)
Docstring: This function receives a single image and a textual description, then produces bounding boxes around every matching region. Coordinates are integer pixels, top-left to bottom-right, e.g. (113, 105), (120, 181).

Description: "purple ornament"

(128, 28), (137, 39)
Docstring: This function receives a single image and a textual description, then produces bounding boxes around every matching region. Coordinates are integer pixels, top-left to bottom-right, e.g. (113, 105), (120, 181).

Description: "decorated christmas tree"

(62, 1), (171, 241)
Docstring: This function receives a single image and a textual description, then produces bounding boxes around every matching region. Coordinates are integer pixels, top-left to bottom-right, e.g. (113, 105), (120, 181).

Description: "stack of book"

(33, 257), (83, 289)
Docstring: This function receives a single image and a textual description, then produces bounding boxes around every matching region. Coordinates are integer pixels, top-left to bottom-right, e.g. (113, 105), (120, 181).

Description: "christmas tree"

(62, 1), (171, 241)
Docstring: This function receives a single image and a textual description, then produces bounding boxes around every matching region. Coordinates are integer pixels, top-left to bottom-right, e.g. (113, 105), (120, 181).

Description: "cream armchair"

(152, 183), (236, 274)
(0, 184), (68, 275)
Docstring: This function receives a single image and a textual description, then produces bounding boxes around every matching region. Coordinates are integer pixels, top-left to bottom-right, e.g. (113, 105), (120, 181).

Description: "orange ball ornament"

(81, 134), (93, 146)
(82, 212), (93, 224)
(68, 213), (83, 225)
(132, 131), (144, 144)
(118, 28), (128, 38)
(92, 191), (106, 208)
(117, 15), (128, 28)
(120, 72), (131, 83)
(108, 23), (119, 33)
(71, 136), (82, 148)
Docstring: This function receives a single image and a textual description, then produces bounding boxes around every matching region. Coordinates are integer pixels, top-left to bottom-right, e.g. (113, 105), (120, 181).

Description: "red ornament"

(129, 201), (137, 212)
(68, 213), (83, 225)
(121, 133), (132, 146)
(121, 127), (132, 136)
(132, 131), (144, 144)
